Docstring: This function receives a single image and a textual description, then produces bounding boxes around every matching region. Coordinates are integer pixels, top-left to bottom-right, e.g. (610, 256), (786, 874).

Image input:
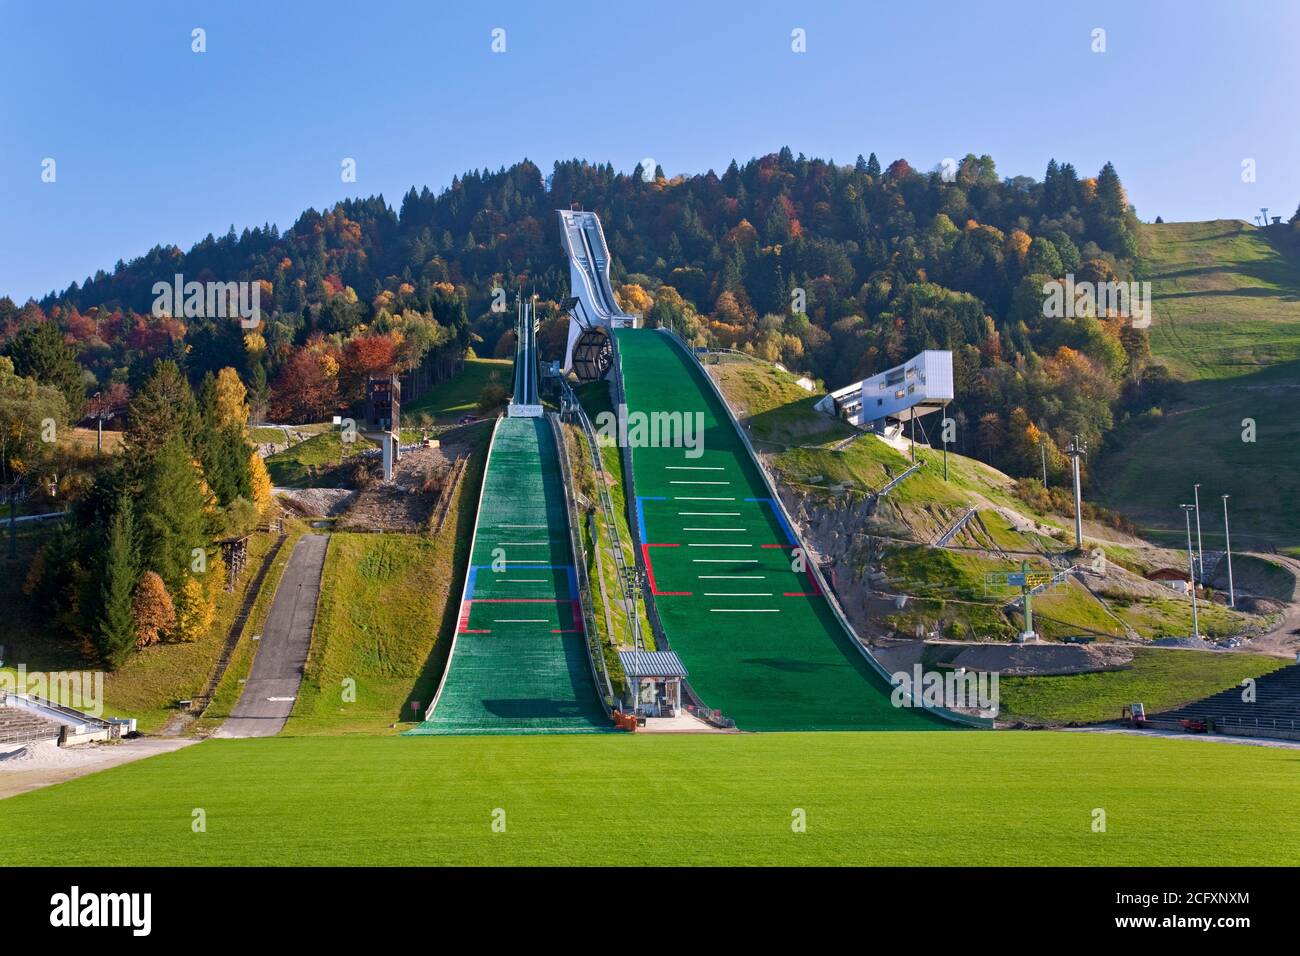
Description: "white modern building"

(815, 350), (954, 429)
(557, 209), (639, 379)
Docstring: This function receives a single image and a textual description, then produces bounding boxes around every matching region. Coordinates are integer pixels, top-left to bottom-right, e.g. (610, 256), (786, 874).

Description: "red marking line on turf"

(783, 575), (822, 598)
(758, 544), (821, 596)
(468, 598), (567, 603)
(641, 543), (692, 596)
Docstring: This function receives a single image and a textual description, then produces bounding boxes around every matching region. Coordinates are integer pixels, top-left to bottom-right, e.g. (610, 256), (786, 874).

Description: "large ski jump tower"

(557, 209), (639, 380)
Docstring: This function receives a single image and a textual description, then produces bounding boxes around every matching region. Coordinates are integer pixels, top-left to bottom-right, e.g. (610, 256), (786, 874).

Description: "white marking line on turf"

(709, 608), (780, 613)
(502, 579), (545, 583)
(687, 543), (752, 547)
(677, 512), (739, 516)
(703, 592), (773, 597)
(698, 575), (765, 579)
(683, 528), (746, 532)
(499, 524), (547, 529)
(498, 541), (549, 546)
(670, 480), (730, 485)
(666, 466), (725, 470)
(674, 497), (735, 501)
(495, 619), (548, 623)
(693, 559), (759, 563)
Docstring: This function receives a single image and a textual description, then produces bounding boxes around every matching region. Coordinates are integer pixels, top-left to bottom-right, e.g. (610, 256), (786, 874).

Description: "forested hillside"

(0, 148), (1240, 486)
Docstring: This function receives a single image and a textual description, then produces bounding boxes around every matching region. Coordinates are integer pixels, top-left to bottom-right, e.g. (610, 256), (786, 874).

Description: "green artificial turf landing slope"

(407, 417), (609, 735)
(615, 330), (948, 731)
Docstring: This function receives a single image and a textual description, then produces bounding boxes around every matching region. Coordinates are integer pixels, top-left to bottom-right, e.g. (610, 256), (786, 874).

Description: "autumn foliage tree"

(270, 348), (339, 422)
(340, 334), (398, 402)
(131, 571), (175, 648)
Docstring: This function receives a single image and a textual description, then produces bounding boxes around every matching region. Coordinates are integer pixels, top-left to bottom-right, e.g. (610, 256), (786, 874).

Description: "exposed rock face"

(779, 486), (877, 567)
(773, 484), (898, 638)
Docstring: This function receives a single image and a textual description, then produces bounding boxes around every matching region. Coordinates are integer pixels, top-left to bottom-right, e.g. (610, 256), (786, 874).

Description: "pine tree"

(246, 359), (270, 423)
(126, 359), (200, 459)
(3, 321), (84, 417)
(866, 153), (881, 178)
(138, 435), (210, 595)
(1096, 162), (1127, 217)
(96, 492), (138, 667)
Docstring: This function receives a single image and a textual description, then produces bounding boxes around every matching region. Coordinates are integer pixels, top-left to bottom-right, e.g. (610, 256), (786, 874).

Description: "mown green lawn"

(998, 647), (1286, 725)
(287, 533), (451, 734)
(1099, 221), (1300, 546)
(3, 731), (1298, 865)
(1139, 220), (1300, 381)
(404, 357), (511, 422)
(265, 429), (375, 488)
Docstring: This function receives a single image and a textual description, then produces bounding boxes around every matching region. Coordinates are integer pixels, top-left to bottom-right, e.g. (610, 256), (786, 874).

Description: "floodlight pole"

(1066, 436), (1086, 551)
(942, 403), (949, 481)
(6, 486), (15, 560)
(1222, 495), (1235, 608)
(1193, 483), (1204, 582)
(1181, 504), (1201, 639)
(92, 391), (103, 456)
(1019, 559), (1034, 642)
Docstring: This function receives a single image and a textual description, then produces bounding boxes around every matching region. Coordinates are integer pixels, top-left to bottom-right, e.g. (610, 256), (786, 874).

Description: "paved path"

(216, 534), (329, 738)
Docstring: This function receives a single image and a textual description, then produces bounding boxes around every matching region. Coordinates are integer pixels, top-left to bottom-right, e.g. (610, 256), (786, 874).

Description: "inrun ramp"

(615, 329), (948, 732)
(407, 416), (610, 734)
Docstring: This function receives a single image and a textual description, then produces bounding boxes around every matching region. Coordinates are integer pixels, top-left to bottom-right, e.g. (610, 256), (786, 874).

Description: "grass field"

(3, 731), (1298, 865)
(265, 428), (375, 488)
(616, 329), (946, 731)
(998, 647), (1288, 725)
(708, 355), (849, 448)
(1100, 221), (1300, 546)
(287, 533), (458, 734)
(404, 357), (511, 422)
(1139, 220), (1300, 380)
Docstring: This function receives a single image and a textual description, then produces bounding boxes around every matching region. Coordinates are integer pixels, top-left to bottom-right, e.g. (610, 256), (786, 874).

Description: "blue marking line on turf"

(635, 496), (666, 541)
(564, 565), (579, 600)
(468, 564), (564, 601)
(745, 497), (798, 546)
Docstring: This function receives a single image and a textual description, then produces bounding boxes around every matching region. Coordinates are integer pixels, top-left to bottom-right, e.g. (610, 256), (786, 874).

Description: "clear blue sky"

(2, 0), (1297, 301)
